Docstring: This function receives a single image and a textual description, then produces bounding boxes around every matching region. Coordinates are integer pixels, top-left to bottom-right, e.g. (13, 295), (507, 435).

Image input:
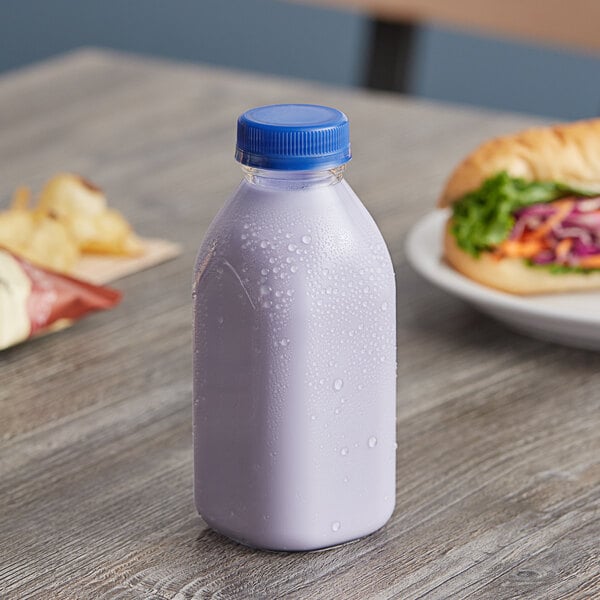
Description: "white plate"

(405, 210), (600, 350)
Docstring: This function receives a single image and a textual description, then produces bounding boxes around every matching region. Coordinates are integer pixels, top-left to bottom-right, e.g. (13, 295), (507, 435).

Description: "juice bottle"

(193, 104), (396, 551)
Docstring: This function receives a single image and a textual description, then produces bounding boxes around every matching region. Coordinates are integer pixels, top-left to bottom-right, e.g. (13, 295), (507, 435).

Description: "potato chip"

(25, 218), (79, 273)
(0, 172), (144, 274)
(37, 173), (143, 257)
(0, 210), (35, 254)
(80, 209), (144, 255)
(11, 186), (32, 211)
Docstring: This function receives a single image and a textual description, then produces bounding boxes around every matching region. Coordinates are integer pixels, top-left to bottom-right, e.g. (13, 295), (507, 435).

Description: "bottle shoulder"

(196, 178), (394, 279)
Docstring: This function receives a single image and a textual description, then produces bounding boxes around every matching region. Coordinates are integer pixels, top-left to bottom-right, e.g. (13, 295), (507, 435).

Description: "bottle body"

(193, 169), (396, 551)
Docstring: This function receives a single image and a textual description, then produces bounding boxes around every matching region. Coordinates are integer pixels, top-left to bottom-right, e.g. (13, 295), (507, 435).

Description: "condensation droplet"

(286, 257), (293, 263)
(287, 243), (297, 252)
(260, 284), (270, 296)
(368, 436), (378, 448)
(241, 233), (248, 240)
(302, 235), (311, 244)
(340, 447), (349, 456)
(334, 407), (341, 415)
(261, 268), (269, 276)
(333, 378), (343, 391)
(269, 257), (276, 264)
(262, 300), (272, 309)
(381, 302), (388, 311)
(279, 338), (289, 347)
(290, 265), (298, 273)
(331, 521), (341, 532)
(217, 316), (224, 325)
(310, 414), (317, 421)
(343, 476), (349, 483)
(260, 240), (268, 249)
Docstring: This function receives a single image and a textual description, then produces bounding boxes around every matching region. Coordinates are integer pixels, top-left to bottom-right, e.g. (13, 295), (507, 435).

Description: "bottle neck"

(241, 165), (345, 190)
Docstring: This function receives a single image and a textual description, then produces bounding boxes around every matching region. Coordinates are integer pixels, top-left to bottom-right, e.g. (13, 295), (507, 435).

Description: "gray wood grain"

(0, 49), (598, 600)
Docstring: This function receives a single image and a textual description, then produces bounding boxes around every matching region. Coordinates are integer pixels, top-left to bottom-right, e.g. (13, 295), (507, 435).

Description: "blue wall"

(1, 0), (599, 119)
(0, 0), (369, 87)
(412, 26), (600, 120)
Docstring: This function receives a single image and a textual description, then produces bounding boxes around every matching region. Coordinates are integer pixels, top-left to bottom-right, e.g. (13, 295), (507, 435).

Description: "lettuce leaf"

(451, 172), (591, 257)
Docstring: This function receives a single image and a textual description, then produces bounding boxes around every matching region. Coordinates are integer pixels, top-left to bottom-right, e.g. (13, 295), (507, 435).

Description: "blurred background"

(1, 0), (600, 119)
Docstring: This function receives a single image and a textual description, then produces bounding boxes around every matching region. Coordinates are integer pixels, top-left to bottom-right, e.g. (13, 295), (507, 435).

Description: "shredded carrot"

(555, 238), (573, 260)
(528, 200), (574, 240)
(496, 238), (547, 259)
(577, 255), (600, 268)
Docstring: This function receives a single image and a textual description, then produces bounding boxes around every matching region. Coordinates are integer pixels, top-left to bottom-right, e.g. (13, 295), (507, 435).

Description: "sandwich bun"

(439, 118), (600, 208)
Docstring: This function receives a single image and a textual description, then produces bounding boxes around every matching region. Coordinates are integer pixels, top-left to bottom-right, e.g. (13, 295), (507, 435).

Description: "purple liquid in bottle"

(193, 105), (396, 551)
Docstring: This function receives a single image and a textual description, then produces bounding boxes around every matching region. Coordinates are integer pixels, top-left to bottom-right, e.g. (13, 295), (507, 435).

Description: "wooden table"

(1, 50), (598, 599)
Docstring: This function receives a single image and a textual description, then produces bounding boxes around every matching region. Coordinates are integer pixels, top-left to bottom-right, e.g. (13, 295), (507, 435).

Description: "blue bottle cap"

(235, 104), (351, 170)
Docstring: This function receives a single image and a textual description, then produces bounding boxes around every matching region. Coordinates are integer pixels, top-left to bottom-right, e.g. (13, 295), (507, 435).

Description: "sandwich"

(440, 118), (600, 294)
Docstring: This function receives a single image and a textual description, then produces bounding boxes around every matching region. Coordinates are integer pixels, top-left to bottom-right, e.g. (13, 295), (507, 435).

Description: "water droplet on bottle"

(287, 243), (297, 252)
(241, 233), (248, 240)
(343, 476), (349, 483)
(340, 447), (349, 456)
(273, 266), (280, 274)
(334, 407), (341, 415)
(357, 384), (364, 391)
(262, 300), (272, 309)
(310, 414), (317, 421)
(243, 223), (250, 230)
(286, 289), (293, 296)
(261, 268), (269, 276)
(381, 302), (388, 311)
(290, 265), (298, 273)
(217, 316), (224, 325)
(368, 436), (378, 448)
(363, 286), (370, 293)
(269, 257), (276, 264)
(302, 235), (311, 244)
(331, 521), (341, 532)
(260, 284), (270, 296)
(333, 378), (343, 391)
(286, 256), (293, 264)
(279, 338), (289, 347)
(260, 240), (268, 249)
